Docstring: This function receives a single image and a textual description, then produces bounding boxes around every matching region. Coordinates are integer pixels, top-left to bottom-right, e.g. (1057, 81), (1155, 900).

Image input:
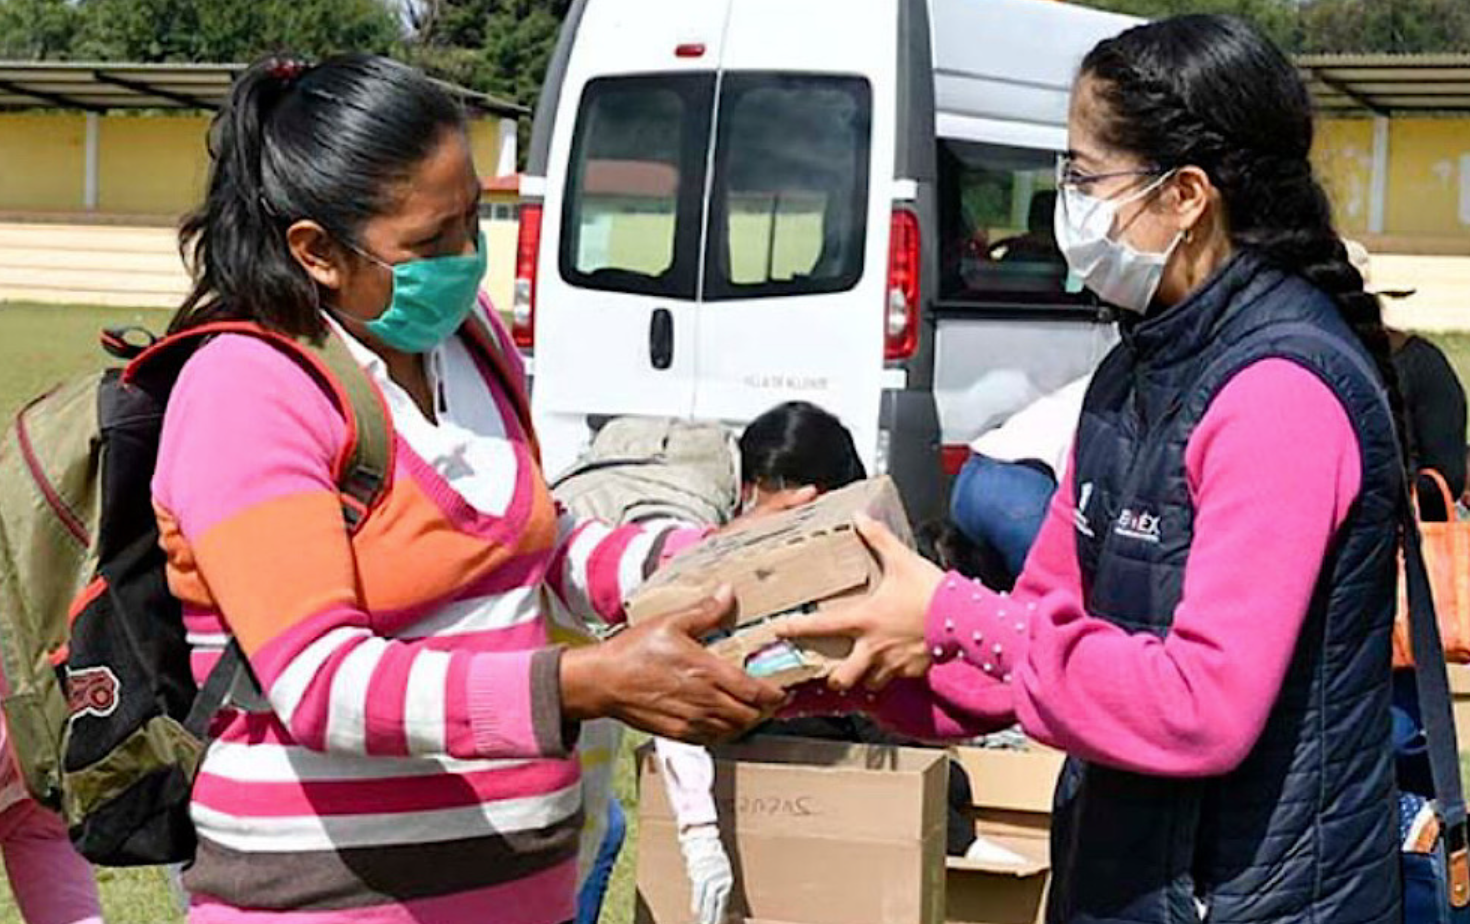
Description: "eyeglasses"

(1056, 155), (1165, 191)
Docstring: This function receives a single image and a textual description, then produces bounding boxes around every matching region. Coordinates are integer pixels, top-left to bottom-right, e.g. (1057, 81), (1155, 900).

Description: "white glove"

(679, 823), (734, 924)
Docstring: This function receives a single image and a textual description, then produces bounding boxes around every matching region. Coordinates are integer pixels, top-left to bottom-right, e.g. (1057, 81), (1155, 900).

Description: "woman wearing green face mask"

(155, 55), (783, 924)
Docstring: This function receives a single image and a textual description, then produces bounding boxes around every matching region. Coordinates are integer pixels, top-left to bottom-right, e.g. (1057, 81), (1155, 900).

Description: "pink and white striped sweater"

(152, 310), (681, 923)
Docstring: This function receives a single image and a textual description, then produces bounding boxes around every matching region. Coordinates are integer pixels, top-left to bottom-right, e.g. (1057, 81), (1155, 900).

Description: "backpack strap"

(125, 322), (396, 729)
(182, 641), (246, 739)
(123, 320), (394, 529)
(312, 327), (393, 529)
(460, 301), (540, 463)
(1414, 468), (1459, 519)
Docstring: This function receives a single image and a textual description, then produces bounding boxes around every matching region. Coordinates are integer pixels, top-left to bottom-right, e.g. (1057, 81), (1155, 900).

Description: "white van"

(514, 0), (1139, 521)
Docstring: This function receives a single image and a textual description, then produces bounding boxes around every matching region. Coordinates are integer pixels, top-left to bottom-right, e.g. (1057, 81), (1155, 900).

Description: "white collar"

(322, 314), (390, 379)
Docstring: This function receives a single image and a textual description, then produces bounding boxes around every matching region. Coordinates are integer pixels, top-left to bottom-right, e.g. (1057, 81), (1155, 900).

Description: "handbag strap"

(1415, 468), (1459, 515)
(1402, 486), (1470, 908)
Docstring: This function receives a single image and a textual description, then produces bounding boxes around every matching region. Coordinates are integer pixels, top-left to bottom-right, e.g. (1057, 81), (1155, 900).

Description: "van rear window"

(938, 140), (1088, 308)
(561, 72), (870, 303)
(561, 75), (713, 299)
(703, 74), (871, 301)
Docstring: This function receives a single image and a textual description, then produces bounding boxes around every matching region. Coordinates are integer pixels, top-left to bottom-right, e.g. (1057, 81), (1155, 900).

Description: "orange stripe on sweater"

(349, 466), (559, 613)
(162, 451), (560, 647)
(156, 504), (213, 607)
(190, 490), (359, 654)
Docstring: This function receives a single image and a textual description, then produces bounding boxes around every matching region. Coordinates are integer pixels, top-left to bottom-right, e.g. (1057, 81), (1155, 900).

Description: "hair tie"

(267, 57), (310, 88)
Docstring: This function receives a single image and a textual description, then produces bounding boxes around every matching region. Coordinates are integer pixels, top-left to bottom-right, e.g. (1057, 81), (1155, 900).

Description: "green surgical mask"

(352, 230), (487, 353)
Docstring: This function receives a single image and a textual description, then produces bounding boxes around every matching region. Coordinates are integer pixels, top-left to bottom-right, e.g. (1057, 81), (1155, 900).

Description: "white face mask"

(1054, 170), (1183, 314)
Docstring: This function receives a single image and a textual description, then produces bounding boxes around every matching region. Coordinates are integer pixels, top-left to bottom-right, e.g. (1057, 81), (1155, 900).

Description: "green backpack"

(0, 320), (391, 865)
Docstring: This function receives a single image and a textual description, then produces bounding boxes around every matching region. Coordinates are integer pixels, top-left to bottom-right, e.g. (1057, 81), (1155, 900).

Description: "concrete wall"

(0, 221), (189, 308)
(0, 215), (520, 311)
(0, 113), (517, 309)
(98, 114), (212, 216)
(483, 192), (519, 314)
(1384, 118), (1470, 240)
(0, 114), (86, 212)
(0, 112), (512, 219)
(1315, 115), (1470, 251)
(1313, 117), (1375, 238)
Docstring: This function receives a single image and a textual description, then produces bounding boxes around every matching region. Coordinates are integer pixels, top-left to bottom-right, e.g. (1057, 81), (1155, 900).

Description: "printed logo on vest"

(67, 666), (120, 720)
(1074, 482), (1096, 538)
(1114, 507), (1162, 544)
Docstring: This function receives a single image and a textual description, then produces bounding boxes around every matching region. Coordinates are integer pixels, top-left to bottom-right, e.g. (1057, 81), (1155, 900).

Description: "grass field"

(0, 300), (1467, 923)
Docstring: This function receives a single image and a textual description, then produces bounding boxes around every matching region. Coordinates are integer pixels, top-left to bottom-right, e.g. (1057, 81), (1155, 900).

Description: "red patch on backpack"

(67, 666), (120, 719)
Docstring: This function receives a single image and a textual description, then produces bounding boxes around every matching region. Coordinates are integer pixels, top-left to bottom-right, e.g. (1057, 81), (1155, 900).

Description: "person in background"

(1383, 307), (1469, 842)
(570, 772), (624, 924)
(993, 191), (1064, 265)
(0, 716), (104, 924)
(1389, 327), (1465, 517)
(950, 374), (1090, 584)
(914, 519), (1012, 593)
(656, 401), (979, 924)
(737, 401), (867, 505)
(1343, 241), (1468, 823)
(1346, 240), (1466, 521)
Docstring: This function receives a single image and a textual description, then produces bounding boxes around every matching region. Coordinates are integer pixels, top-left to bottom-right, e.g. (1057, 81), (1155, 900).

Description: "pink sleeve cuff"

(464, 648), (575, 759)
(658, 526), (714, 568)
(925, 571), (1033, 684)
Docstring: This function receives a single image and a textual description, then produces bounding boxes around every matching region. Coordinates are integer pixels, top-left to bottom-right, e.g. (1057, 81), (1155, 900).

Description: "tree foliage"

(1297, 0), (1470, 54)
(1075, 0), (1302, 50)
(1078, 0), (1470, 54)
(0, 0), (404, 62)
(7, 0), (1470, 95)
(0, 0), (80, 59)
(403, 0), (569, 113)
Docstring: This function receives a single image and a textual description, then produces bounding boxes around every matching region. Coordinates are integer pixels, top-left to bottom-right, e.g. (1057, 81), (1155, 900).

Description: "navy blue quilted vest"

(1050, 252), (1402, 924)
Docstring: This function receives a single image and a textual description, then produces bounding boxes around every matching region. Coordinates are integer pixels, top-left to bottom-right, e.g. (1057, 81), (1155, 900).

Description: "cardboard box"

(635, 736), (949, 924)
(625, 476), (913, 686)
(1450, 663), (1470, 747)
(946, 745), (1066, 924)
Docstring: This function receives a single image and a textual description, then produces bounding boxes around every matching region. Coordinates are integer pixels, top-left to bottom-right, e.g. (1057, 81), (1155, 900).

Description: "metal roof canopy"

(1300, 53), (1470, 115)
(0, 60), (526, 117)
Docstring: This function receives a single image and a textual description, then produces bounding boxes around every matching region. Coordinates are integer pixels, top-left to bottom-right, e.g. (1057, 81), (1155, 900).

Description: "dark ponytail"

(175, 54), (466, 339)
(1079, 15), (1408, 459)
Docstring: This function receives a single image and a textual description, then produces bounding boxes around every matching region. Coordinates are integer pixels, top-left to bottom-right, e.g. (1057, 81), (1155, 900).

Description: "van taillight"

(885, 208), (920, 362)
(941, 445), (972, 476)
(512, 204), (543, 350)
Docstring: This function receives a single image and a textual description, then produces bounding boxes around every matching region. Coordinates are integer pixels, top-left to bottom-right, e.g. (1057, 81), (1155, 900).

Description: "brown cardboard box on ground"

(946, 744), (1066, 924)
(634, 735), (949, 924)
(625, 476), (913, 686)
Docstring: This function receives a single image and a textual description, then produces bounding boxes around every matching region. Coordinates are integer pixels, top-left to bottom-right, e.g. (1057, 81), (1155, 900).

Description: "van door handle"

(649, 308), (673, 370)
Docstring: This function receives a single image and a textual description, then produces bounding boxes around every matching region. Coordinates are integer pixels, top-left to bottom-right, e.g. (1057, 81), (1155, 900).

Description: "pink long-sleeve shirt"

(792, 358), (1363, 777)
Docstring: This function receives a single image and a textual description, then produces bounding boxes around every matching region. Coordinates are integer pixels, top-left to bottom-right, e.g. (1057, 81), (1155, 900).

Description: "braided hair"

(1080, 15), (1408, 459)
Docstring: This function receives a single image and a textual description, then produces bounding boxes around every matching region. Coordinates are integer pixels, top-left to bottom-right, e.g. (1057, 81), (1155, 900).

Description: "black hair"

(914, 519), (1014, 591)
(1080, 15), (1408, 459)
(174, 54), (467, 338)
(739, 401), (867, 493)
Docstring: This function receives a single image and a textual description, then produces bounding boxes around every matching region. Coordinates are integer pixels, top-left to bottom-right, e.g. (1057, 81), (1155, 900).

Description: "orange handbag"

(1393, 469), (1470, 667)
